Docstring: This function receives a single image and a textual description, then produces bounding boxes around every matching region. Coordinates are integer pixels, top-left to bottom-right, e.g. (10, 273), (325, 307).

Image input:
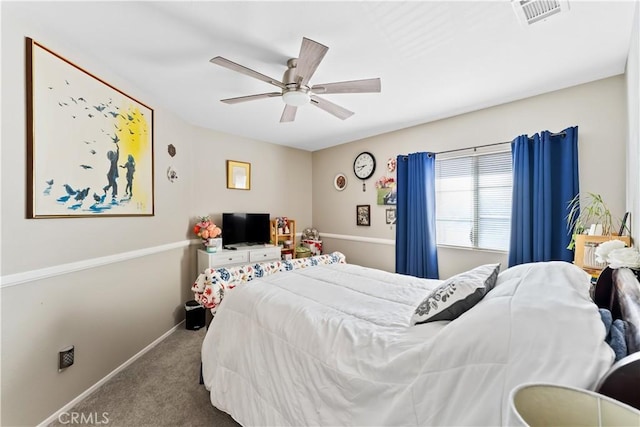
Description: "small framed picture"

(333, 173), (347, 191)
(226, 160), (251, 190)
(356, 204), (370, 226)
(385, 208), (396, 225)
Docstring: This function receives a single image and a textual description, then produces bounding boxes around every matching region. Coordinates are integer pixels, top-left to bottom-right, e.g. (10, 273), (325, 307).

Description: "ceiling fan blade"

(296, 38), (328, 86)
(210, 56), (285, 89)
(310, 95), (354, 120)
(221, 92), (281, 104)
(280, 105), (297, 122)
(312, 78), (381, 95)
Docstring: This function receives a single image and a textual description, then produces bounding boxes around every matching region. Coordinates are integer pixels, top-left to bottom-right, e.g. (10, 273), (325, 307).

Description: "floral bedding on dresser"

(191, 251), (346, 312)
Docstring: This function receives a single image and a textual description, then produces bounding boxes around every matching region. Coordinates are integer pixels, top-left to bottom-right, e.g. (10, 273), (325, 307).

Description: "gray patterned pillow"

(412, 263), (501, 325)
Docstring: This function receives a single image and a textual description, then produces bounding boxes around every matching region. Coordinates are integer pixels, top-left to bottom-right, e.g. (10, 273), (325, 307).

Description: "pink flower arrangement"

(375, 176), (395, 189)
(193, 216), (221, 242)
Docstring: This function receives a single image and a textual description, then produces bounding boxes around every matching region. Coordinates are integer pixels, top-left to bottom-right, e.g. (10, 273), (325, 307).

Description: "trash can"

(185, 300), (205, 330)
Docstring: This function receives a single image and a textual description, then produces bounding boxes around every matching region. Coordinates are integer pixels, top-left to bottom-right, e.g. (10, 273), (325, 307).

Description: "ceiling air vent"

(512, 0), (570, 26)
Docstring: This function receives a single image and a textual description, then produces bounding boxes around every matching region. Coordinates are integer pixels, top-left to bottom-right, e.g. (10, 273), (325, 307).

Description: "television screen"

(222, 213), (270, 246)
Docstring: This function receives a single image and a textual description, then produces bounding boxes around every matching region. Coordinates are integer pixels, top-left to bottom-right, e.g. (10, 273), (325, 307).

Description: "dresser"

(197, 246), (281, 274)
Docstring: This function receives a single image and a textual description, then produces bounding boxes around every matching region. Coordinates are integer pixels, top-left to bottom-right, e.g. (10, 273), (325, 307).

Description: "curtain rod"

(433, 131), (567, 156)
(436, 140), (509, 156)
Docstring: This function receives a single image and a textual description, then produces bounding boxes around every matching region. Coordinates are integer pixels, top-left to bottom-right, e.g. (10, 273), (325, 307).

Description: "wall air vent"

(512, 0), (570, 26)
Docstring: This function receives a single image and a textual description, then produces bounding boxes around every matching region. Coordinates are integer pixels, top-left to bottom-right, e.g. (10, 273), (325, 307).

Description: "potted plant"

(566, 192), (620, 250)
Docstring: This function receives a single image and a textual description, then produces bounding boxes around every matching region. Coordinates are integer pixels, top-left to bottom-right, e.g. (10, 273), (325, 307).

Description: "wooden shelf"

(574, 234), (632, 278)
(270, 219), (296, 259)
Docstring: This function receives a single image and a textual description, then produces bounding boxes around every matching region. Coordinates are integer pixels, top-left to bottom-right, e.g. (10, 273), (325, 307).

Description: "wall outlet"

(59, 346), (74, 372)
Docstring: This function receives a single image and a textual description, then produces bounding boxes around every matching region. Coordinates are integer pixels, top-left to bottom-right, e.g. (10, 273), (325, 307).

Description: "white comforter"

(201, 261), (613, 426)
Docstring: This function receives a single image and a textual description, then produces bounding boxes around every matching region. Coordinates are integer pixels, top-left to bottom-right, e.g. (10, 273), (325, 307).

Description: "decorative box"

(302, 239), (323, 256)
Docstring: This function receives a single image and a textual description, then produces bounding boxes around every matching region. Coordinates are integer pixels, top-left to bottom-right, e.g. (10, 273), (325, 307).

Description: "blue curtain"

(395, 152), (439, 278)
(508, 126), (579, 267)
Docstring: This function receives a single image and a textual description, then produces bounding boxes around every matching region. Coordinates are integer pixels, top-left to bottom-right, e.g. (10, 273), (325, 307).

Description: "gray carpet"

(49, 326), (240, 427)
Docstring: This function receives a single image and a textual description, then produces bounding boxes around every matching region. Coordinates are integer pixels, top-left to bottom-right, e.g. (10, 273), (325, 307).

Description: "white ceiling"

(8, 1), (637, 151)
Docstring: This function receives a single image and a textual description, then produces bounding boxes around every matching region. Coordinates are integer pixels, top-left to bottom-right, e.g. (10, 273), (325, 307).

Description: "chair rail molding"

(1, 239), (198, 288)
(321, 233), (395, 246)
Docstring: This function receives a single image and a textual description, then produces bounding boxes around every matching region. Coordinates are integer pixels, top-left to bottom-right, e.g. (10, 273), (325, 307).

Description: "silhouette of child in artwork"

(120, 154), (136, 198)
(103, 143), (119, 199)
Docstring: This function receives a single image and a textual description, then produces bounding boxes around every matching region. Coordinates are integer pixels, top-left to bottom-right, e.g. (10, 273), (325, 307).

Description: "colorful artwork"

(26, 38), (154, 218)
(375, 175), (396, 205)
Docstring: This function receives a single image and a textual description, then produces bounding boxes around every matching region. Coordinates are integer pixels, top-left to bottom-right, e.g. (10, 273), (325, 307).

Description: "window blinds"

(435, 150), (512, 251)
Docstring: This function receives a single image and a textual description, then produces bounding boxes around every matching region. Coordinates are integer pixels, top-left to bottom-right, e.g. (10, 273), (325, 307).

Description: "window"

(435, 150), (512, 251)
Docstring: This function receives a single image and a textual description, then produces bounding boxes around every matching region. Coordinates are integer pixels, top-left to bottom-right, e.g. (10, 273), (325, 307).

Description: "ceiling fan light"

(282, 90), (310, 107)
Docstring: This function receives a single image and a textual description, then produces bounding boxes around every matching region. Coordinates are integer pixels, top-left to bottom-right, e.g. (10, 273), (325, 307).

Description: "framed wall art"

(375, 176), (396, 205)
(333, 173), (347, 191)
(26, 38), (154, 218)
(385, 208), (396, 225)
(356, 204), (371, 226)
(226, 160), (251, 190)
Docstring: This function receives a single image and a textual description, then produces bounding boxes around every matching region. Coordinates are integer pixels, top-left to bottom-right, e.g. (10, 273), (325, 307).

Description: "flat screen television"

(222, 213), (270, 247)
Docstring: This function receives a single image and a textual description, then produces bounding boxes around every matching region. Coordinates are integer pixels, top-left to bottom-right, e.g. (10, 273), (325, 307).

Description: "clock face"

(353, 152), (376, 180)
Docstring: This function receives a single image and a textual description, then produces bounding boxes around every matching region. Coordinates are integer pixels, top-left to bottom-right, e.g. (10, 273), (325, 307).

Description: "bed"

(194, 254), (640, 426)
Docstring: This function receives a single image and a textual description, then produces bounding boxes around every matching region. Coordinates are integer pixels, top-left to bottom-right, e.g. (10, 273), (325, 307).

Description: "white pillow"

(412, 263), (501, 325)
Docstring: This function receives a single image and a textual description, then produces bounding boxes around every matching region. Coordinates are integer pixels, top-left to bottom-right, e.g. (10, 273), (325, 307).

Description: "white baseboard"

(37, 321), (185, 427)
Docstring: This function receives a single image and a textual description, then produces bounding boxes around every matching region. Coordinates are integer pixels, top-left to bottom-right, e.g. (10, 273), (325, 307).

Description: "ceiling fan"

(210, 37), (381, 123)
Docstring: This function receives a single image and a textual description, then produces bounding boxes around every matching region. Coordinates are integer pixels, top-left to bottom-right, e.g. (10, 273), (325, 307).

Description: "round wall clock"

(353, 151), (376, 180)
(333, 173), (347, 191)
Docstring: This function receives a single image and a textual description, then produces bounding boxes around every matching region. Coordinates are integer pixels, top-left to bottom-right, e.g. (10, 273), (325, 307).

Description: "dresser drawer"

(249, 247), (281, 262)
(197, 247), (282, 275)
(211, 251), (250, 267)
(198, 249), (249, 272)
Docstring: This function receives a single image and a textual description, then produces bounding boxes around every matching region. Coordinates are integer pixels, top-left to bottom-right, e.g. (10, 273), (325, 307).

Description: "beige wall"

(0, 6), (312, 426)
(626, 2), (639, 243)
(313, 76), (628, 278)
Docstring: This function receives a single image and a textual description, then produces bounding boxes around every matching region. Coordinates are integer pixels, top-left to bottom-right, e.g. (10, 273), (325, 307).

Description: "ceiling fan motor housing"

(283, 58), (300, 85)
(282, 58), (311, 106)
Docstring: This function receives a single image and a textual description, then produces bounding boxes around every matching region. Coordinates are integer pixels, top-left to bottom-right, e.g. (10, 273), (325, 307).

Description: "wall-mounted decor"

(353, 151), (376, 191)
(167, 166), (178, 183)
(387, 157), (397, 173)
(356, 204), (371, 226)
(385, 208), (396, 225)
(333, 173), (347, 191)
(226, 160), (251, 190)
(26, 38), (154, 218)
(375, 175), (397, 205)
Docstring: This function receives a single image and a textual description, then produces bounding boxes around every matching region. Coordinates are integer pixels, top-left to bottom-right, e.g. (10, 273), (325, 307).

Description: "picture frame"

(333, 173), (347, 191)
(356, 204), (371, 226)
(226, 160), (251, 190)
(385, 208), (396, 225)
(26, 38), (154, 218)
(377, 188), (397, 205)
